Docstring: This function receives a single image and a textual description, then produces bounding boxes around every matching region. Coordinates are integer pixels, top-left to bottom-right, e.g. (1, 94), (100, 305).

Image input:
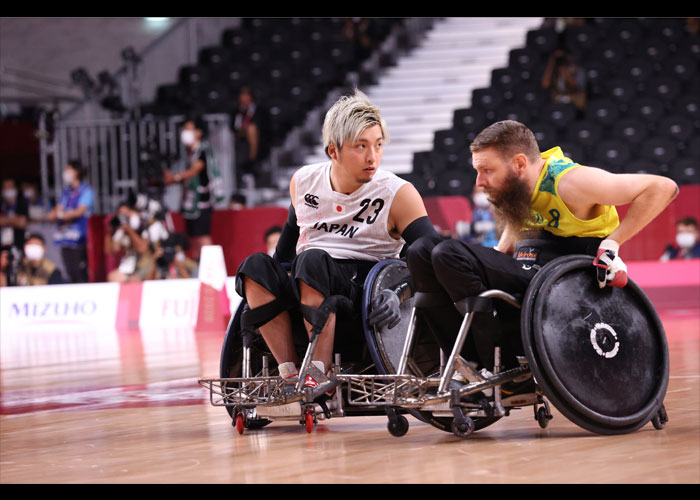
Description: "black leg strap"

(240, 298), (292, 348)
(299, 295), (354, 337)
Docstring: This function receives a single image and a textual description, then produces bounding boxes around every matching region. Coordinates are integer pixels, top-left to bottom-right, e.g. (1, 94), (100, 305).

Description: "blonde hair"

(322, 89), (389, 157)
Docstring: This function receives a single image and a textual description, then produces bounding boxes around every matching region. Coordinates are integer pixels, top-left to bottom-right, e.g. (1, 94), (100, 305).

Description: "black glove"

(367, 289), (401, 330)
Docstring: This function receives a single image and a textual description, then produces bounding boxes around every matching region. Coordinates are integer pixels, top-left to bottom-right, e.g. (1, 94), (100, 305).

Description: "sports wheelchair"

(199, 255), (669, 438)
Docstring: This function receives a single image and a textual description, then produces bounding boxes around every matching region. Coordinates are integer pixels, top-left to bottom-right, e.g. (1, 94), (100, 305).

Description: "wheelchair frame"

(199, 256), (669, 438)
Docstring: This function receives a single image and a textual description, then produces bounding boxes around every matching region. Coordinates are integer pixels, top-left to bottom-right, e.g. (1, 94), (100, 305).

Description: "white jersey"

(294, 161), (408, 261)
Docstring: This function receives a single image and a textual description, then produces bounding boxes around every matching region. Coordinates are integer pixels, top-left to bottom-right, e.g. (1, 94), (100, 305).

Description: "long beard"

(488, 170), (539, 237)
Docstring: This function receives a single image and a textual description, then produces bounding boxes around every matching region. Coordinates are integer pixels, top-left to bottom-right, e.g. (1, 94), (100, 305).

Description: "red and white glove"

(593, 239), (628, 288)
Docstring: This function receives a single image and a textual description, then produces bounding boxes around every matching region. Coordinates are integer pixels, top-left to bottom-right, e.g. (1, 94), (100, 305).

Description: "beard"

(487, 168), (539, 237)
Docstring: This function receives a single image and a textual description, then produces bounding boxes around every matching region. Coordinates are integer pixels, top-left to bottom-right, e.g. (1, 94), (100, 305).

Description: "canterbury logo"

(304, 193), (319, 208)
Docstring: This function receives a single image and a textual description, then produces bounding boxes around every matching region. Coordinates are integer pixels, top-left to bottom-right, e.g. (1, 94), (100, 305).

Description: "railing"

(38, 113), (235, 215)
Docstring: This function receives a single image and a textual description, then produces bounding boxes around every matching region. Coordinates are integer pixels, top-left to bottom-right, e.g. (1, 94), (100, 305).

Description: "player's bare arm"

(557, 167), (679, 246)
(387, 183), (429, 239)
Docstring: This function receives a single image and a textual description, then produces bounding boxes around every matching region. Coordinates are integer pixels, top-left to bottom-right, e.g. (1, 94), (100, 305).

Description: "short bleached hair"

(322, 89), (389, 157)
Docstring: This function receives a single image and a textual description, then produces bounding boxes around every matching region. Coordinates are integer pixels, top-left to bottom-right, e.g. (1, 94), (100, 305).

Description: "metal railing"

(38, 113), (234, 215)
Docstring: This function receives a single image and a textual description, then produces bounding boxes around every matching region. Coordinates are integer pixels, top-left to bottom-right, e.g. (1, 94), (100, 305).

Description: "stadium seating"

(408, 18), (700, 194)
(141, 18), (403, 164)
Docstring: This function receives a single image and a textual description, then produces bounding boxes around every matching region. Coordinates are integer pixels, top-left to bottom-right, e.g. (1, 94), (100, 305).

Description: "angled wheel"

(362, 260), (502, 433)
(521, 255), (669, 435)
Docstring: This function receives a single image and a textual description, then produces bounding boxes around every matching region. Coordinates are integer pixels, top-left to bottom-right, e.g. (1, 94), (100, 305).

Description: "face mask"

(473, 192), (490, 208)
(676, 232), (697, 249)
(175, 251), (186, 262)
(129, 214), (141, 230)
(62, 171), (75, 186)
(2, 188), (17, 201)
(24, 244), (44, 261)
(23, 188), (35, 199)
(180, 129), (195, 146)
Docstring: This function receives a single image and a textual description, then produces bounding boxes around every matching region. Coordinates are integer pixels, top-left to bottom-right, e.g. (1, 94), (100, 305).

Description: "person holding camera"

(151, 232), (199, 280)
(106, 200), (169, 283)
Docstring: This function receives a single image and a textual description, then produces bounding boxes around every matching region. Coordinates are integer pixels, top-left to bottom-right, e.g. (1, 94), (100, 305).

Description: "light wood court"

(1, 311), (698, 484)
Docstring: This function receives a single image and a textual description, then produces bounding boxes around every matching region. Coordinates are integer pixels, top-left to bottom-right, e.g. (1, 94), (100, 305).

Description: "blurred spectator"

(264, 225), (282, 257)
(541, 48), (587, 111)
(14, 233), (64, 286)
(152, 232), (199, 279)
(21, 180), (48, 221)
(163, 116), (225, 261)
(229, 192), (247, 210)
(0, 178), (28, 253)
(232, 87), (263, 186)
(660, 216), (700, 261)
(106, 201), (168, 282)
(455, 186), (499, 248)
(687, 17), (699, 36)
(45, 160), (94, 283)
(342, 18), (374, 62)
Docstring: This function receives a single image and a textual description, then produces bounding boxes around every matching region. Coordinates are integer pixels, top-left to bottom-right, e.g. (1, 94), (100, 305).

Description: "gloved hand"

(367, 289), (401, 330)
(593, 239), (628, 288)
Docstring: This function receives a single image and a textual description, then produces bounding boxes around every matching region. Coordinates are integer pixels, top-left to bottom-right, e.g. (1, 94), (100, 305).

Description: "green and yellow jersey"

(527, 147), (619, 238)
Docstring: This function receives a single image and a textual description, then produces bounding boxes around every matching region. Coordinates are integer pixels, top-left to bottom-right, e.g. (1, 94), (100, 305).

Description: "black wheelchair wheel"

(362, 259), (502, 433)
(521, 254), (669, 435)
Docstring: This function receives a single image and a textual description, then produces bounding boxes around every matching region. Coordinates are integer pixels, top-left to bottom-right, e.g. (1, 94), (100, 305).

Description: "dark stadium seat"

(611, 117), (649, 145)
(618, 57), (654, 91)
(592, 40), (627, 67)
(658, 114), (695, 144)
(646, 75), (682, 103)
(663, 55), (698, 83)
(539, 102), (577, 129)
(494, 103), (532, 124)
(594, 140), (631, 173)
(558, 141), (585, 164)
(453, 107), (486, 134)
(565, 120), (603, 149)
(614, 20), (644, 48)
(672, 158), (700, 185)
(433, 129), (469, 155)
(526, 28), (558, 55)
(605, 77), (637, 106)
(564, 25), (600, 58)
(639, 137), (679, 166)
(529, 122), (558, 150)
(586, 98), (621, 127)
(436, 167), (476, 197)
(639, 36), (670, 66)
(471, 88), (505, 118)
(629, 97), (666, 123)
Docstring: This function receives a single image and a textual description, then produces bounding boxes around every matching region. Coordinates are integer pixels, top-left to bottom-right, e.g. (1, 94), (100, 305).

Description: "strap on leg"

(240, 297), (292, 348)
(299, 295), (354, 338)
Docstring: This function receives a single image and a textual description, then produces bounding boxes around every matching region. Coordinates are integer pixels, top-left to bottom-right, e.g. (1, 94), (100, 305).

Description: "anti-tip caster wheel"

(652, 405), (668, 430)
(451, 417), (475, 438)
(536, 406), (552, 429)
(234, 413), (245, 435)
(387, 414), (409, 437)
(304, 411), (315, 433)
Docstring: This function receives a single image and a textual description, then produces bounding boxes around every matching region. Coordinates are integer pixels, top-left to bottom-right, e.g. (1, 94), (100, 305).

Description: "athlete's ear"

(513, 153), (529, 173)
(327, 143), (338, 161)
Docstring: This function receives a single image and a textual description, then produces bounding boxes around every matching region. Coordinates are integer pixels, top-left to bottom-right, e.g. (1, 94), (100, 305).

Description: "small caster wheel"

(652, 405), (668, 430)
(451, 417), (475, 438)
(304, 411), (315, 433)
(536, 406), (552, 428)
(387, 414), (409, 437)
(234, 413), (245, 435)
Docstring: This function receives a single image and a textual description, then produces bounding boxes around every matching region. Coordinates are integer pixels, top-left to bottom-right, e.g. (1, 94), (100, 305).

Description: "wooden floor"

(1, 309), (698, 484)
